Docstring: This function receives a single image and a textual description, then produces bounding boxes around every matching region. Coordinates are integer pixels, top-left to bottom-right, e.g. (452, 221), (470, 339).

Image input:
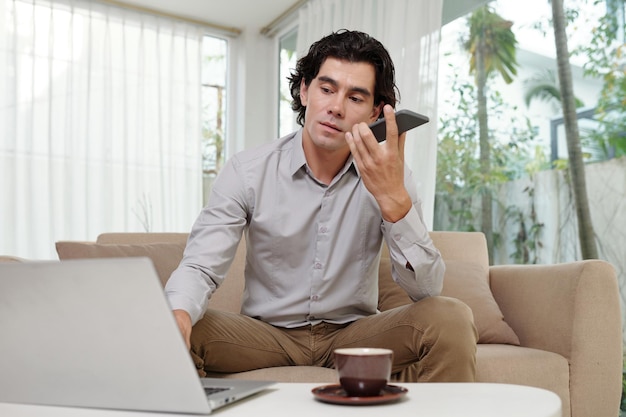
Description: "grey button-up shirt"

(165, 130), (444, 327)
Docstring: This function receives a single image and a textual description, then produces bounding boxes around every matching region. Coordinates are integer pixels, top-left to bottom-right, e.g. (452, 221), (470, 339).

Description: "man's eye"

(350, 96), (363, 103)
(321, 87), (332, 93)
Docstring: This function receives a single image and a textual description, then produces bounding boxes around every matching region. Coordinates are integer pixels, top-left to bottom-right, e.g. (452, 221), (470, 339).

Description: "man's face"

(300, 57), (382, 152)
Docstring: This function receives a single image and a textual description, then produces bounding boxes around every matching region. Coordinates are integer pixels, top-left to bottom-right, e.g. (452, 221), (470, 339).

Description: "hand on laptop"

(173, 309), (192, 350)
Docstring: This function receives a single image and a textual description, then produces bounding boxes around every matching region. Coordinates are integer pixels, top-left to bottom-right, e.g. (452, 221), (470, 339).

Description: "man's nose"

(328, 95), (345, 118)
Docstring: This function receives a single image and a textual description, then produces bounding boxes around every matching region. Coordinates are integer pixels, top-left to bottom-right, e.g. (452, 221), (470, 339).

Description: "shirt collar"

(290, 129), (360, 180)
(290, 129), (307, 176)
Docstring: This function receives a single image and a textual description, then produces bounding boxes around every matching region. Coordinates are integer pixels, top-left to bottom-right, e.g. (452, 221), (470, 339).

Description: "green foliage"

(462, 4), (521, 263)
(465, 5), (519, 84)
(435, 75), (481, 232)
(575, 0), (626, 159)
(435, 71), (545, 234)
(523, 0), (623, 162)
(504, 186), (544, 264)
(552, 158), (570, 171)
(523, 69), (585, 108)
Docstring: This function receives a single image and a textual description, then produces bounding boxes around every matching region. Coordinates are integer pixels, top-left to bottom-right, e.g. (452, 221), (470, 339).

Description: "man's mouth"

(320, 122), (342, 133)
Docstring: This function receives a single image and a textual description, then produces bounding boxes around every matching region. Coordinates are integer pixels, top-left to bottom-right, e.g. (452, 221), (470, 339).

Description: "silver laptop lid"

(0, 258), (211, 414)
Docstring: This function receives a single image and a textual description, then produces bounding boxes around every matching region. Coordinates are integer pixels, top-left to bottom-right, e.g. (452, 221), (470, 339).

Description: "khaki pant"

(190, 296), (478, 382)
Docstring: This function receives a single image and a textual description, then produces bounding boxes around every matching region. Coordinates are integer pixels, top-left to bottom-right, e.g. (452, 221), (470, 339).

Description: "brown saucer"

(311, 384), (408, 405)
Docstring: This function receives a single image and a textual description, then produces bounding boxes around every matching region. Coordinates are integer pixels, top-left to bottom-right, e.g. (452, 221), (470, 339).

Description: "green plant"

(463, 5), (519, 263)
(575, 0), (626, 160)
(436, 71), (544, 253)
(523, 69), (586, 109)
(504, 185), (544, 264)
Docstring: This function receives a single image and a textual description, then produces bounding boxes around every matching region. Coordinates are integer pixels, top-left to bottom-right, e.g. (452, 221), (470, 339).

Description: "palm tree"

(524, 69), (584, 109)
(550, 0), (598, 259)
(465, 6), (519, 264)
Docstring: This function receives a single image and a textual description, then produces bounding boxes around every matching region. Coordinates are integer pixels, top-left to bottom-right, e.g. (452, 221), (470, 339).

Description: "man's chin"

(313, 137), (349, 152)
(318, 126), (344, 139)
(304, 126), (347, 149)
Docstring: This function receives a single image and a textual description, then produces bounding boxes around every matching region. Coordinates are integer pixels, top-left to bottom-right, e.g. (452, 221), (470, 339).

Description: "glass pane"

(278, 28), (298, 137)
(201, 35), (228, 204)
(435, 0), (613, 262)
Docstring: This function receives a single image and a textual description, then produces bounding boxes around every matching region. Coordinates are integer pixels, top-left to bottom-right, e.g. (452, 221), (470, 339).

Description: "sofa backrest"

(96, 233), (189, 245)
(429, 231), (489, 267)
(92, 231), (489, 314)
(95, 232), (244, 313)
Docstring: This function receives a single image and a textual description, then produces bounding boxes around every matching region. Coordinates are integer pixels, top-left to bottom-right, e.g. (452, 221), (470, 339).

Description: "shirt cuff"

(165, 290), (206, 325)
(383, 207), (430, 252)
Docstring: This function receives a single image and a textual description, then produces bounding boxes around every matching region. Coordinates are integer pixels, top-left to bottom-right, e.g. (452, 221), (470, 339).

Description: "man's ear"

(300, 79), (309, 106)
(369, 102), (384, 123)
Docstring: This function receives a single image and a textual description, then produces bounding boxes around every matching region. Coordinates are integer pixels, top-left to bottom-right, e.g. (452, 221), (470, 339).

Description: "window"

(201, 35), (228, 205)
(278, 28), (298, 137)
(1, 0), (207, 258)
(435, 0), (622, 268)
(439, 0), (612, 165)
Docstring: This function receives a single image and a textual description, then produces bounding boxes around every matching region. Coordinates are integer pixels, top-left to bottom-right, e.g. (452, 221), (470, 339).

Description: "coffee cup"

(333, 347), (393, 397)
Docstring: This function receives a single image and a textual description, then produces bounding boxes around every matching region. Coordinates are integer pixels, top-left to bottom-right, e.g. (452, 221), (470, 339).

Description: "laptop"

(0, 257), (274, 414)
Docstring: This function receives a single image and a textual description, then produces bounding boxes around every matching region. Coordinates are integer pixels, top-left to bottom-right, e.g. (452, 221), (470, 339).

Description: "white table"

(0, 382), (562, 417)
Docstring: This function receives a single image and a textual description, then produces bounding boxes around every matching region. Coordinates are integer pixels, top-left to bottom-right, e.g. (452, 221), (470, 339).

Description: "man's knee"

(189, 310), (293, 373)
(404, 296), (477, 343)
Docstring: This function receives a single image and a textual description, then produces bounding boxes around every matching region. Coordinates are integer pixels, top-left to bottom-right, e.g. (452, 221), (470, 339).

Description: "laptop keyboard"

(204, 386), (231, 396)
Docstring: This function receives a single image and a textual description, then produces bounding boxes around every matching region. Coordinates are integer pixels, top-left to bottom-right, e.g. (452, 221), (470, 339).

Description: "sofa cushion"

(378, 254), (520, 345)
(475, 344), (570, 417)
(55, 241), (185, 286)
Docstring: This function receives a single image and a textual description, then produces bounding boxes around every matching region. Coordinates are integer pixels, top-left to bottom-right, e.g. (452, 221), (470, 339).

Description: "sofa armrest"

(490, 260), (622, 417)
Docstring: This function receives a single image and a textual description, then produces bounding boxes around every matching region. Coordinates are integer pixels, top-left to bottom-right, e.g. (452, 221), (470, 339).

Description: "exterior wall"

(495, 157), (626, 339)
(436, 156), (626, 340)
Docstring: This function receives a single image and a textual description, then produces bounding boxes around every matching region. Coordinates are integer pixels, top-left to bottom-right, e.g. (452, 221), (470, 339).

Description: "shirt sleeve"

(380, 170), (445, 301)
(164, 156), (248, 325)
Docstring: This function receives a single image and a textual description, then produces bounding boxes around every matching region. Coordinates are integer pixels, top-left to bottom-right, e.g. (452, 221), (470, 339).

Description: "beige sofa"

(51, 231), (622, 417)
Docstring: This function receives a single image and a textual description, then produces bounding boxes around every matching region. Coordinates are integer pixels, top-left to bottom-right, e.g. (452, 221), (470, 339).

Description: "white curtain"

(296, 0), (443, 228)
(0, 0), (204, 259)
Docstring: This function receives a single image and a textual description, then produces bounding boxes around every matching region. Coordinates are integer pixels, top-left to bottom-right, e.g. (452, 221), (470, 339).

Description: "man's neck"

(302, 139), (351, 186)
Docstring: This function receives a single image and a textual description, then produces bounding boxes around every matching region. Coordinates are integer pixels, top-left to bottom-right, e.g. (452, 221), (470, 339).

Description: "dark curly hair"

(288, 29), (399, 126)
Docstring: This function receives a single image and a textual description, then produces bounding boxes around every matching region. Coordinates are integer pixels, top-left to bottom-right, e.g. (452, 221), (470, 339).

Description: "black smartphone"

(368, 109), (429, 142)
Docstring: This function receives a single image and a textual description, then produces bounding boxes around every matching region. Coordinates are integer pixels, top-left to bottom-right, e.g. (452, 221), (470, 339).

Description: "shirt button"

(319, 226), (328, 233)
(306, 315), (316, 321)
(311, 295), (319, 301)
(314, 262), (322, 269)
(394, 234), (402, 241)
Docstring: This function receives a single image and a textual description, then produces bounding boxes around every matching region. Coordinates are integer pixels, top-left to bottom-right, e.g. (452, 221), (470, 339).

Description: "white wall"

(493, 157), (626, 341)
(490, 49), (602, 154)
(228, 26), (279, 159)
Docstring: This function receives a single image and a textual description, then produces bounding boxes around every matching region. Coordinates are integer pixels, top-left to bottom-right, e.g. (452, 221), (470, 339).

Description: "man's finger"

(382, 104), (398, 144)
(398, 131), (406, 162)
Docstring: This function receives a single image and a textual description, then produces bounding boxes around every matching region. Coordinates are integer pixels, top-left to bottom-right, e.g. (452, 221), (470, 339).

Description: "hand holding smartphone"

(368, 109), (429, 142)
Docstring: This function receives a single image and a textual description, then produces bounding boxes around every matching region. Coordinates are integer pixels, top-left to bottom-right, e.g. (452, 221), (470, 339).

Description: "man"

(165, 30), (477, 382)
